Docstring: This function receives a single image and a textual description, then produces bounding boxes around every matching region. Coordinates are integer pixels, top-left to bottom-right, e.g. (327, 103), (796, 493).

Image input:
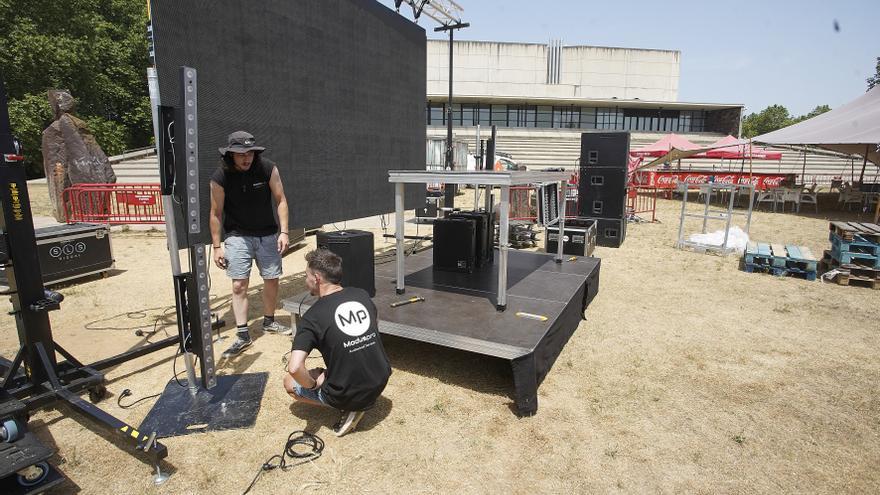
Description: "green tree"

(741, 104), (832, 138)
(868, 57), (880, 91)
(0, 0), (151, 178)
(741, 104), (792, 138)
(790, 104), (832, 125)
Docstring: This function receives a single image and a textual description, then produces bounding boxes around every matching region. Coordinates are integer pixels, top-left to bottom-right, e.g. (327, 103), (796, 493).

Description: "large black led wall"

(150, 0), (426, 240)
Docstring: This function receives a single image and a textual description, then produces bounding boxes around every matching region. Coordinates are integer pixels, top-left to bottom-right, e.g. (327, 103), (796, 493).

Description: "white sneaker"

(262, 320), (292, 336)
(333, 410), (365, 437)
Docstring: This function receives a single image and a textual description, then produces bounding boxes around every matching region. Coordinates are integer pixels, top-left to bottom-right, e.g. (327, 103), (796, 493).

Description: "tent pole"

(858, 144), (868, 185)
(748, 139), (753, 181)
(801, 147), (807, 185)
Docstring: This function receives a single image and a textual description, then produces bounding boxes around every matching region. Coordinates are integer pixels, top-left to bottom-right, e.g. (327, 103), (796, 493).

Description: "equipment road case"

(0, 222), (114, 288)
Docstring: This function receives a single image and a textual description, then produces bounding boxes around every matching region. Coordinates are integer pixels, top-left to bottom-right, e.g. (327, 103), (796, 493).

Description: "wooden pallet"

(828, 272), (880, 289)
(744, 242), (817, 272)
(829, 222), (880, 243)
(829, 246), (880, 268)
(743, 261), (817, 281)
(819, 250), (880, 279)
(829, 232), (880, 257)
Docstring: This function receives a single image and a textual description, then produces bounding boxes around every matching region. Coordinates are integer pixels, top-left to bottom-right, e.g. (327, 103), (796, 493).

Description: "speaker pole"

(435, 21), (469, 209)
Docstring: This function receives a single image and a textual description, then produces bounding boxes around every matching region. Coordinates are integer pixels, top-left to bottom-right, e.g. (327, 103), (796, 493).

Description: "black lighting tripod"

(0, 76), (174, 489)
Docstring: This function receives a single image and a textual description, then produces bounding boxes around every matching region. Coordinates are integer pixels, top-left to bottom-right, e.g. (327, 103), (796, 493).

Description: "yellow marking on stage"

(130, 428), (140, 438)
(515, 311), (548, 322)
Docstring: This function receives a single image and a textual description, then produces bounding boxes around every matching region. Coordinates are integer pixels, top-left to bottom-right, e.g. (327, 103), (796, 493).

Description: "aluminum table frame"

(388, 170), (571, 310)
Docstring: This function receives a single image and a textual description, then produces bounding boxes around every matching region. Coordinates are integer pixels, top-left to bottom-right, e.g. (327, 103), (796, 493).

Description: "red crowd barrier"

(627, 187), (659, 222)
(63, 183), (164, 224)
(508, 183), (580, 221)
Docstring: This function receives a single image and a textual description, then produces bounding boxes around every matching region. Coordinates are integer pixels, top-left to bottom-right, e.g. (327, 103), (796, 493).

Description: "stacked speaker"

(578, 132), (629, 248)
(316, 230), (376, 296)
(433, 210), (493, 273)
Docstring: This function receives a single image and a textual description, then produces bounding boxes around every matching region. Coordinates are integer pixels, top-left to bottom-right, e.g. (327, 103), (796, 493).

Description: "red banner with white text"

(631, 171), (795, 191)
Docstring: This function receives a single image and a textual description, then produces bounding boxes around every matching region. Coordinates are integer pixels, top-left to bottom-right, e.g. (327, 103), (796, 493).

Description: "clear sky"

(376, 0), (878, 117)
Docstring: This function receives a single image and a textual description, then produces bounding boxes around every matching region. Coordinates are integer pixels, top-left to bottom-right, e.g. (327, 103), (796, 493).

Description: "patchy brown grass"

(2, 187), (878, 494)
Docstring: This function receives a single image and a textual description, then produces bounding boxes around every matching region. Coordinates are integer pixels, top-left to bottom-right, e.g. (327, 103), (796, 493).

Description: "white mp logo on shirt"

(334, 301), (371, 337)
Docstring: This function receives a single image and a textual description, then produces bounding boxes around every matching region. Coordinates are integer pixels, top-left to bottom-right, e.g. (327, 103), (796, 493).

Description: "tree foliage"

(0, 0), (151, 177)
(868, 57), (880, 91)
(741, 104), (832, 138)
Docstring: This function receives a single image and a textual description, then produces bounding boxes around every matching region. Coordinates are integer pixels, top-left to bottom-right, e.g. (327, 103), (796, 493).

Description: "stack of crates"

(819, 222), (880, 289)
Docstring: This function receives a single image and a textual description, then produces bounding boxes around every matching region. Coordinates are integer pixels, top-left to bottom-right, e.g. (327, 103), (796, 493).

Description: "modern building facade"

(425, 40), (742, 136)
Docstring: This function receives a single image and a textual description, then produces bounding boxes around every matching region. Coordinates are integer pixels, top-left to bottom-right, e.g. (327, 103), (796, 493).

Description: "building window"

(597, 108), (622, 130)
(553, 106), (580, 129)
(678, 110), (706, 132)
(509, 105), (536, 127)
(580, 107), (597, 129)
(452, 103), (478, 126)
(477, 105), (491, 126)
(490, 105), (507, 126)
(428, 102), (445, 126)
(536, 106), (553, 128)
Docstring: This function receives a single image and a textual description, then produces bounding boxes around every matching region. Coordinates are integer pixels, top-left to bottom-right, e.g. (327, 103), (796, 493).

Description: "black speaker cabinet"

(578, 167), (627, 219)
(316, 230), (375, 296)
(591, 217), (627, 248)
(0, 223), (114, 289)
(448, 211), (492, 267)
(545, 221), (597, 257)
(580, 132), (630, 169)
(433, 217), (477, 273)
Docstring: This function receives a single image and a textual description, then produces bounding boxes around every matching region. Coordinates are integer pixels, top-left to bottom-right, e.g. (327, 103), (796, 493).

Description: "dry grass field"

(3, 182), (879, 494)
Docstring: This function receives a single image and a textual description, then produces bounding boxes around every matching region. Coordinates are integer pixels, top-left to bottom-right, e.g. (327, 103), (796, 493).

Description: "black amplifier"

(545, 220), (597, 257)
(1, 223), (114, 287)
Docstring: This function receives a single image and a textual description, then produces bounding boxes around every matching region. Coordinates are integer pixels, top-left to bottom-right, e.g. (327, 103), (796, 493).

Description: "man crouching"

(284, 249), (391, 436)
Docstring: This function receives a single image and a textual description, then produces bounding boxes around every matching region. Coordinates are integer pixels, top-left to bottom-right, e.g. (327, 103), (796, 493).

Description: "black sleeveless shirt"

(210, 157), (278, 237)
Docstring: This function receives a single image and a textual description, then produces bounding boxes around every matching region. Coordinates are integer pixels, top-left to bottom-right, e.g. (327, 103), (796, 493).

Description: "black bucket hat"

(218, 130), (266, 155)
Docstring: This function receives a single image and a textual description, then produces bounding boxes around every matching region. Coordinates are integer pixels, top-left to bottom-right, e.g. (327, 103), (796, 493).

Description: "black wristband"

(280, 231), (288, 235)
(213, 245), (221, 249)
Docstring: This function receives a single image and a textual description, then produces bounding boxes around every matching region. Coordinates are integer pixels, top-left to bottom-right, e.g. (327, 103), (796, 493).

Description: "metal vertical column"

(395, 182), (405, 294)
(555, 180), (566, 263)
(722, 185), (735, 249)
(496, 185), (510, 310)
(676, 184), (688, 247)
(443, 28), (456, 208)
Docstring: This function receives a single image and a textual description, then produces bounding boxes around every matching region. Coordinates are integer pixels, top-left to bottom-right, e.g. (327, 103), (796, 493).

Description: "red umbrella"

(705, 135), (782, 160)
(630, 133), (704, 157)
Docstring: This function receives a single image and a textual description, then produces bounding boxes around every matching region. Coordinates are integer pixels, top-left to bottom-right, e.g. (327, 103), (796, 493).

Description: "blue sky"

(376, 0), (878, 117)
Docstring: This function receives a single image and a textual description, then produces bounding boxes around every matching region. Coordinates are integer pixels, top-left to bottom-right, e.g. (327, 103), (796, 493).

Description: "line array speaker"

(580, 131), (630, 169)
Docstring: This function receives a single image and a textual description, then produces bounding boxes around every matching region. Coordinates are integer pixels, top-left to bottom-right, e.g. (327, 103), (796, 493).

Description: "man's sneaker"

(262, 320), (292, 336)
(333, 410), (365, 437)
(221, 337), (252, 357)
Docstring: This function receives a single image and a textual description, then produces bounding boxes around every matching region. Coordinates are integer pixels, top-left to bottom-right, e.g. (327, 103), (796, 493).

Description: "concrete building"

(425, 40), (741, 136)
(425, 39), (862, 183)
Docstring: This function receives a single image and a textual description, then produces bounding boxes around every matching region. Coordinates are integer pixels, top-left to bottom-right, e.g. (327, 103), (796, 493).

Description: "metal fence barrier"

(64, 183), (164, 224)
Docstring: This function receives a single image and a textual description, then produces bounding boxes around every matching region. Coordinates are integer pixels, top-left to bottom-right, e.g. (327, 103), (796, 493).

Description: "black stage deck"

(283, 248), (600, 415)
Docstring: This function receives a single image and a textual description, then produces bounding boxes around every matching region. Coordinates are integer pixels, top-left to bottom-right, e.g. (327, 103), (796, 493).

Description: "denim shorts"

(294, 384), (329, 405)
(224, 234), (282, 279)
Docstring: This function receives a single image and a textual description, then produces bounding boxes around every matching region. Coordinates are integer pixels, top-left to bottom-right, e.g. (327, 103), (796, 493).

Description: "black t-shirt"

(210, 157), (278, 237)
(292, 287), (392, 411)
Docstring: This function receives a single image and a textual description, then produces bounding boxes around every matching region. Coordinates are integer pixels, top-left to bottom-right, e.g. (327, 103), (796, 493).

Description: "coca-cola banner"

(631, 171), (794, 191)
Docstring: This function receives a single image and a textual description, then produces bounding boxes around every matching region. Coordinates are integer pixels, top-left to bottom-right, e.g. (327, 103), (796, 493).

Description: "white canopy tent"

(753, 86), (880, 170)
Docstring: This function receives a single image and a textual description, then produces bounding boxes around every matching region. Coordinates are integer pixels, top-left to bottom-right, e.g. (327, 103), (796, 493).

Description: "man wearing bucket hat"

(210, 130), (291, 357)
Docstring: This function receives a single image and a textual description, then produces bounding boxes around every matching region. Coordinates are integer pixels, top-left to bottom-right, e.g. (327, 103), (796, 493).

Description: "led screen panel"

(150, 0), (426, 238)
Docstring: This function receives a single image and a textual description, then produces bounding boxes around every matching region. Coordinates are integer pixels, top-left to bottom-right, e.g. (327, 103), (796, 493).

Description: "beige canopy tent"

(753, 86), (880, 171)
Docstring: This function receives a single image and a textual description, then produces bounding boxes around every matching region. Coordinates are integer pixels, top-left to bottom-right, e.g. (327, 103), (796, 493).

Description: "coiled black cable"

(242, 430), (324, 495)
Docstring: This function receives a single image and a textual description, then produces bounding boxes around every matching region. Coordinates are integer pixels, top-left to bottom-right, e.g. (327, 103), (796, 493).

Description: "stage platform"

(283, 248), (600, 416)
